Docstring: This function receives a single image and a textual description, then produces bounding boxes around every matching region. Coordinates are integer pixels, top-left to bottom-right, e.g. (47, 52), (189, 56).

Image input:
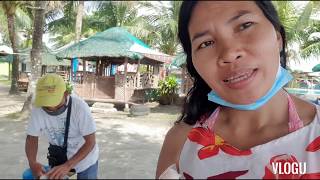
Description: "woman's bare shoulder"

(162, 121), (193, 156)
(290, 94), (317, 125)
(167, 121), (193, 139)
(156, 121), (193, 178)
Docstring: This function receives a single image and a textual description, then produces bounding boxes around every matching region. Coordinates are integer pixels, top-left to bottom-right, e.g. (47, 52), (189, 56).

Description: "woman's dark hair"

(176, 1), (287, 125)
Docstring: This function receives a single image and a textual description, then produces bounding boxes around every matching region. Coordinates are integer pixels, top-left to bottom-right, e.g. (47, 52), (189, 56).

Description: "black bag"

(47, 97), (72, 168)
(47, 144), (68, 167)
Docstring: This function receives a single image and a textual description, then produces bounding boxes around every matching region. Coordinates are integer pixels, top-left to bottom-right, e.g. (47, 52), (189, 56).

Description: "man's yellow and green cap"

(34, 73), (66, 107)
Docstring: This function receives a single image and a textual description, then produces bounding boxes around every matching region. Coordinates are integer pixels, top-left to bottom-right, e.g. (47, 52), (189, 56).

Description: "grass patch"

(0, 79), (10, 86)
(5, 111), (29, 121)
(6, 112), (22, 119)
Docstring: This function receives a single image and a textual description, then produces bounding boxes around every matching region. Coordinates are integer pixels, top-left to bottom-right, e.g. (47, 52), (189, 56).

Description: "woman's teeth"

(224, 70), (254, 84)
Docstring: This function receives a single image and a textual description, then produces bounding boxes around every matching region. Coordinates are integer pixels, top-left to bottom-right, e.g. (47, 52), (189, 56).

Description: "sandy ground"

(0, 84), (180, 179)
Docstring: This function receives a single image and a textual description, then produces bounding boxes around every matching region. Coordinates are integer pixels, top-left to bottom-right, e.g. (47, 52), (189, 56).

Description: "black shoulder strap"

(63, 96), (72, 149)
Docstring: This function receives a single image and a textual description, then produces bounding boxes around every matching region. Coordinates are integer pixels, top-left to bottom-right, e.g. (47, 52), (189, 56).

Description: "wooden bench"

(18, 78), (28, 92)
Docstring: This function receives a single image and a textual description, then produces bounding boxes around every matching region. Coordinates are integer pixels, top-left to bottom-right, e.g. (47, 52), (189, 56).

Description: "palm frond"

(0, 6), (8, 36)
(294, 2), (313, 31)
(15, 8), (32, 30)
(301, 41), (320, 58)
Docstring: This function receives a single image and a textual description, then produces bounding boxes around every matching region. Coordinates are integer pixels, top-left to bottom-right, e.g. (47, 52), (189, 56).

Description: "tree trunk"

(7, 13), (19, 94)
(75, 1), (84, 42)
(75, 1), (84, 83)
(8, 62), (11, 80)
(21, 1), (46, 113)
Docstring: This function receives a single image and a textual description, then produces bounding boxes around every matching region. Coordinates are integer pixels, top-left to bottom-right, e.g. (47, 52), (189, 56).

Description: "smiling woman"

(188, 1), (284, 105)
(156, 1), (320, 179)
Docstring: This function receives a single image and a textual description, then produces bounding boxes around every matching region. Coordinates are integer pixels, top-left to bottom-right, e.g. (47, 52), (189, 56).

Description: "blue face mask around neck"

(207, 64), (293, 110)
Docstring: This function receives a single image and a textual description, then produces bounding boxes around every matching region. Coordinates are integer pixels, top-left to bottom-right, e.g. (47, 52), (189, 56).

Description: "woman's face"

(188, 1), (282, 104)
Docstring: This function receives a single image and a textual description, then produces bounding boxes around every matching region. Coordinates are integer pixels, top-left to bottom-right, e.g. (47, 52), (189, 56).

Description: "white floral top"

(160, 95), (320, 179)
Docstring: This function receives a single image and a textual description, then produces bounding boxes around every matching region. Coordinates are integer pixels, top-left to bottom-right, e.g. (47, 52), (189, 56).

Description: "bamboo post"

(70, 58), (73, 82)
(136, 59), (141, 88)
(96, 60), (100, 76)
(83, 59), (86, 84)
(8, 62), (11, 80)
(124, 58), (129, 111)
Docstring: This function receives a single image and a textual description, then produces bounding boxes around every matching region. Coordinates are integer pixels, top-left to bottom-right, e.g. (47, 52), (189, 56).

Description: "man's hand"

(25, 135), (44, 178)
(30, 162), (46, 179)
(45, 163), (71, 179)
(44, 133), (96, 179)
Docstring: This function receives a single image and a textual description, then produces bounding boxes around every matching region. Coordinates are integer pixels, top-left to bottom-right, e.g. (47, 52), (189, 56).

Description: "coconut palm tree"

(91, 1), (159, 46)
(273, 1), (320, 61)
(17, 3), (34, 49)
(0, 3), (32, 46)
(46, 2), (77, 48)
(139, 1), (182, 55)
(1, 1), (23, 94)
(47, 2), (96, 48)
(21, 1), (47, 112)
(19, 1), (66, 112)
(75, 1), (84, 43)
(298, 1), (320, 58)
(0, 1), (36, 95)
(0, 7), (9, 44)
(47, 1), (156, 49)
(30, 1), (46, 85)
(300, 20), (320, 58)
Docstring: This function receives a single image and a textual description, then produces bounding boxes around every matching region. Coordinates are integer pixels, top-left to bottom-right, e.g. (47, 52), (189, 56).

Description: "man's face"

(43, 92), (67, 112)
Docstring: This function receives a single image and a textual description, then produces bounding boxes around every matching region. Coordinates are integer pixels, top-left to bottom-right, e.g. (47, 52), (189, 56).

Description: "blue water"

(285, 88), (320, 95)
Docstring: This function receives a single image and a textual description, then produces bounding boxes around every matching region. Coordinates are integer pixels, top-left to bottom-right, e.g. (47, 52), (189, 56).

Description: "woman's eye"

(239, 22), (253, 31)
(198, 41), (214, 49)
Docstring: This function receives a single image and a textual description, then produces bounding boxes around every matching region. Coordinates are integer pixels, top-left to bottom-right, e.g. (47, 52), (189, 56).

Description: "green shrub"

(145, 88), (160, 102)
(157, 76), (178, 105)
(158, 75), (178, 96)
(66, 81), (73, 94)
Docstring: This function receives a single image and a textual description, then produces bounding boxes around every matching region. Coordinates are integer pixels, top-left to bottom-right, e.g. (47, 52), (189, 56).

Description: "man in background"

(23, 73), (99, 179)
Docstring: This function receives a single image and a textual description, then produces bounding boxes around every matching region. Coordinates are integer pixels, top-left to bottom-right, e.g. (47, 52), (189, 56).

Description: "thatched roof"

(20, 47), (70, 66)
(171, 53), (186, 67)
(0, 46), (70, 66)
(55, 27), (173, 64)
(55, 27), (144, 60)
(0, 54), (13, 63)
(312, 64), (320, 72)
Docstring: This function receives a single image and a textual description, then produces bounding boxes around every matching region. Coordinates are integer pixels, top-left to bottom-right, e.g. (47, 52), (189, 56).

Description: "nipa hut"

(56, 27), (173, 103)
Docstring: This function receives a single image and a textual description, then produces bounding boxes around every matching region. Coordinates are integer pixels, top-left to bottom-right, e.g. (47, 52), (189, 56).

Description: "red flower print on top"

(300, 172), (320, 179)
(183, 172), (193, 179)
(306, 136), (320, 152)
(187, 127), (252, 160)
(183, 170), (249, 179)
(263, 154), (300, 179)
